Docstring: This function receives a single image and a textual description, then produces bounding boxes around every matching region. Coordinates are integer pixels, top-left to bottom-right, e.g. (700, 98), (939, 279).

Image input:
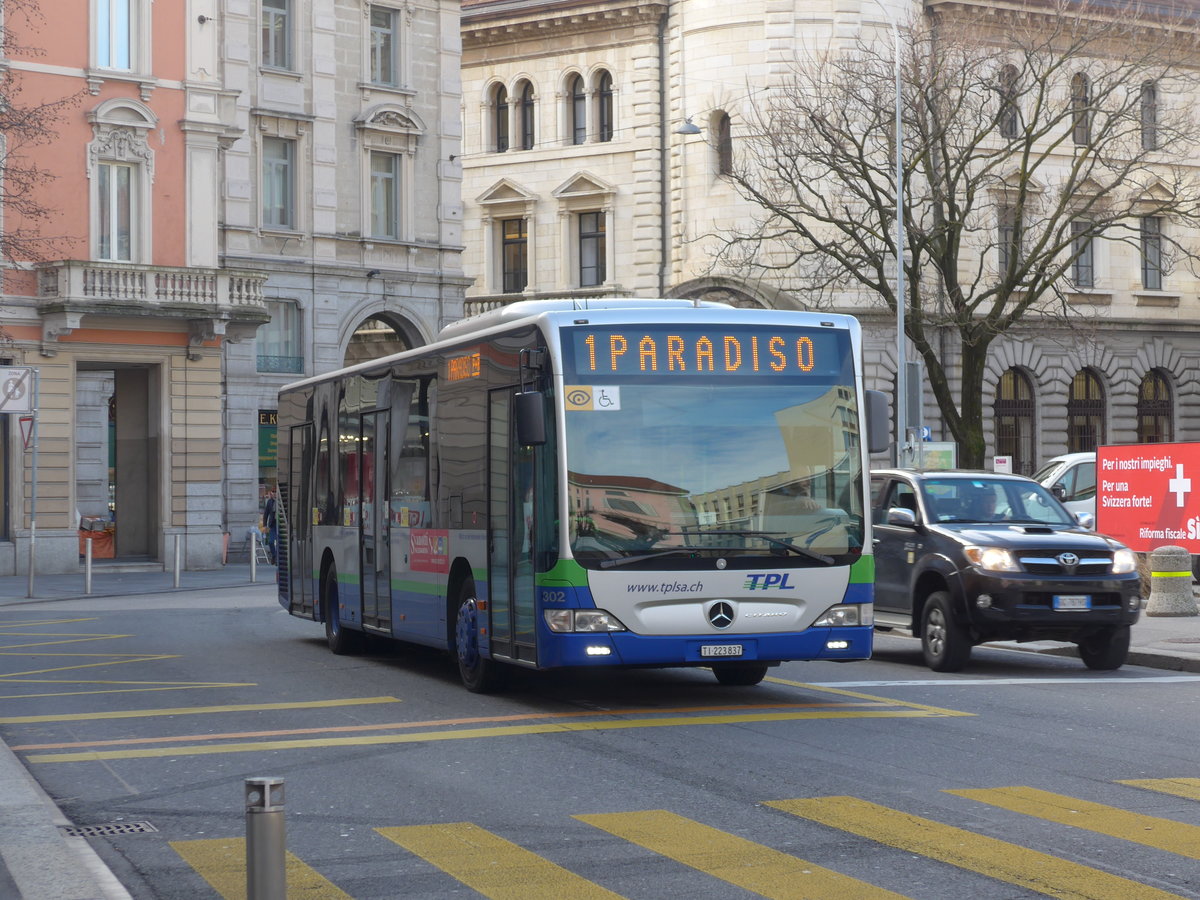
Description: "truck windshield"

(564, 381), (865, 568)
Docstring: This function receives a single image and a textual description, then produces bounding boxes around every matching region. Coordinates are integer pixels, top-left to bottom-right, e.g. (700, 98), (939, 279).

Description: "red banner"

(1096, 442), (1200, 552)
(409, 529), (449, 573)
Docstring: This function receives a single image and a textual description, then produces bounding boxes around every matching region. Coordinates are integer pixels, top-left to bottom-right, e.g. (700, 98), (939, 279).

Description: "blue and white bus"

(275, 299), (888, 691)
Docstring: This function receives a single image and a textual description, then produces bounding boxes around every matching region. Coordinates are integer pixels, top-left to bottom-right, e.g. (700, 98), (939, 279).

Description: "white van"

(1033, 452), (1096, 518)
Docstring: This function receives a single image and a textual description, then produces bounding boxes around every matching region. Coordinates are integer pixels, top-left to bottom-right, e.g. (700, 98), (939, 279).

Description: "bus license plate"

(1053, 594), (1091, 610)
(701, 644), (743, 657)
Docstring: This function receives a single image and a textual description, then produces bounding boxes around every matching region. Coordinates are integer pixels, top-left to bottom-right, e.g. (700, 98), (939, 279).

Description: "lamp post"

(884, 4), (907, 465)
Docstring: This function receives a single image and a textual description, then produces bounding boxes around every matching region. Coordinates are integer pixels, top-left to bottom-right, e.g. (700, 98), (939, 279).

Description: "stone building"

(460, 0), (1200, 475)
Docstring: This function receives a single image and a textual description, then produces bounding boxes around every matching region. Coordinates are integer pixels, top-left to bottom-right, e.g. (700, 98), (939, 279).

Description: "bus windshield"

(564, 379), (865, 569)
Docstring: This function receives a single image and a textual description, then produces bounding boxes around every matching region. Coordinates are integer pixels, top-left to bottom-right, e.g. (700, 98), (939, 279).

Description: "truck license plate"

(1053, 594), (1091, 610)
(701, 644), (743, 657)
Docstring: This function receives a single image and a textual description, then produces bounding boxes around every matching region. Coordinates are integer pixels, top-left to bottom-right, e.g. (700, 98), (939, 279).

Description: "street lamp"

(873, 0), (906, 464)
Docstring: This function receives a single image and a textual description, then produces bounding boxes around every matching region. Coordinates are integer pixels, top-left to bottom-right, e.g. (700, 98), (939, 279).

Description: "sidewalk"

(0, 571), (1198, 898)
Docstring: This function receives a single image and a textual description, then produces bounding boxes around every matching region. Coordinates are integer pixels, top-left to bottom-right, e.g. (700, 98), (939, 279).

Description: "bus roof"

(435, 297), (727, 342)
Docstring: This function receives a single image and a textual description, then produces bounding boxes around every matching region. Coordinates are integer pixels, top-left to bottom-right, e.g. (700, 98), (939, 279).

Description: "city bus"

(275, 298), (889, 691)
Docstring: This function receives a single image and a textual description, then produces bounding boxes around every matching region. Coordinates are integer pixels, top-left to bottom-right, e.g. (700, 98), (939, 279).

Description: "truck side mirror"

(515, 391), (546, 446)
(865, 389), (890, 455)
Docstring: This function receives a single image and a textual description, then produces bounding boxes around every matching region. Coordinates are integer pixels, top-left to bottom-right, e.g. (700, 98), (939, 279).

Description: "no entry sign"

(1096, 442), (1200, 552)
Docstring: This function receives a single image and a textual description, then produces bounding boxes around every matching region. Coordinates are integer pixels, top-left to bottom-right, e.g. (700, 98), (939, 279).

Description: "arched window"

(597, 70), (614, 142)
(1071, 72), (1091, 145)
(994, 368), (1036, 475)
(998, 65), (1020, 139)
(519, 81), (535, 150)
(1067, 368), (1105, 452)
(1136, 369), (1173, 443)
(716, 112), (733, 175)
(570, 74), (587, 145)
(1140, 80), (1158, 151)
(492, 84), (509, 152)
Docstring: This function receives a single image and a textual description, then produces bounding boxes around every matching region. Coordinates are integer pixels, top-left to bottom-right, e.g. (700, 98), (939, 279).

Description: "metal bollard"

(173, 535), (181, 589)
(1146, 545), (1199, 617)
(250, 533), (257, 584)
(85, 538), (93, 595)
(245, 777), (286, 900)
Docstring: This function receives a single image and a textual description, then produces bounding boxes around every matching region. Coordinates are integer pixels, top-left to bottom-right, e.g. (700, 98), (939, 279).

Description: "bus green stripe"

(850, 555), (874, 584)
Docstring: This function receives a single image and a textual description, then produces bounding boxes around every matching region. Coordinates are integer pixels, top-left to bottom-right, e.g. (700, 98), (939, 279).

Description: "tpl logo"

(743, 573), (795, 591)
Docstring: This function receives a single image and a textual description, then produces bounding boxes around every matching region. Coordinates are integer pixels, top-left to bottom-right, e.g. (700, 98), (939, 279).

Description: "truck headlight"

(1112, 548), (1137, 574)
(964, 546), (1020, 572)
(815, 603), (872, 627)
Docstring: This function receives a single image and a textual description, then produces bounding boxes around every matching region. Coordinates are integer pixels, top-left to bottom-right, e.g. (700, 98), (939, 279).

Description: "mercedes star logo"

(708, 601), (735, 629)
(1057, 552), (1080, 570)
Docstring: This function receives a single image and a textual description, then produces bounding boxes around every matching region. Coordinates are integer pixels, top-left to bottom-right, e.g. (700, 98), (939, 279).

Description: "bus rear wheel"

(712, 663), (769, 686)
(454, 580), (505, 693)
(323, 565), (360, 655)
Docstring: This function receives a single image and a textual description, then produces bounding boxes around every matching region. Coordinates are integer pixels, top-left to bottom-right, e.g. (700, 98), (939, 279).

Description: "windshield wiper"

(598, 548), (703, 569)
(683, 530), (835, 566)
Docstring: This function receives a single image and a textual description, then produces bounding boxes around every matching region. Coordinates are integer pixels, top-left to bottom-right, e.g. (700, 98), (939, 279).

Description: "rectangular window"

(998, 206), (1019, 274)
(1071, 220), (1093, 288)
(262, 0), (291, 70)
(96, 0), (132, 70)
(257, 300), (304, 374)
(369, 6), (398, 86)
(579, 212), (605, 287)
(97, 162), (134, 261)
(262, 137), (295, 229)
(1141, 216), (1162, 290)
(502, 218), (527, 293)
(369, 151), (401, 239)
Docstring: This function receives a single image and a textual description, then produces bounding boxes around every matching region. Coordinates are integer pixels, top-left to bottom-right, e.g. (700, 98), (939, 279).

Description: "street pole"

(891, 14), (907, 466)
(27, 370), (40, 599)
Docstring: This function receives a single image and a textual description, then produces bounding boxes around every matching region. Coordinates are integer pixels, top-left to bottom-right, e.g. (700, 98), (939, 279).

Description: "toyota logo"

(708, 601), (735, 629)
(1057, 552), (1080, 570)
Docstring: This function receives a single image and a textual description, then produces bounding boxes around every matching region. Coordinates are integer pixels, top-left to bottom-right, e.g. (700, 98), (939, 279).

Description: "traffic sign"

(0, 367), (34, 413)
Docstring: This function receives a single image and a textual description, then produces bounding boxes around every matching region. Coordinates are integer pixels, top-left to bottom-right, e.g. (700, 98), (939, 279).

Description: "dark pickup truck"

(870, 469), (1141, 671)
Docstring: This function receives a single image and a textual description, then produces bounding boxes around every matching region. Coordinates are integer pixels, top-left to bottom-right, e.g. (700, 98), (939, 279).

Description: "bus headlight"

(814, 603), (872, 627)
(544, 610), (627, 633)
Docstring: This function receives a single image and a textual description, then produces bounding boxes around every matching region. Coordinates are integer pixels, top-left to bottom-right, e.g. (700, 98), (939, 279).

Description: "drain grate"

(61, 821), (158, 837)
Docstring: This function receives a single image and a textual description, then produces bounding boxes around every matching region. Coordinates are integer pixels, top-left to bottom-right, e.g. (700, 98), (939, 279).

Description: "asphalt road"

(2, 588), (1199, 899)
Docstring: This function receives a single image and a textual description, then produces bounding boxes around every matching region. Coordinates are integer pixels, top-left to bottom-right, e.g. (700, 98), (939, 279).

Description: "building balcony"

(35, 260), (271, 356)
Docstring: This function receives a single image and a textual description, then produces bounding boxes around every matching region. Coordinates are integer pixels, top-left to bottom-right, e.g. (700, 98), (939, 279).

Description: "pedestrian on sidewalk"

(262, 488), (278, 564)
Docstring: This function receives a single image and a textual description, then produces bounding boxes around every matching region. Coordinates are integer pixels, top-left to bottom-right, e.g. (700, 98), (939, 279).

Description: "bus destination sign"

(565, 325), (849, 379)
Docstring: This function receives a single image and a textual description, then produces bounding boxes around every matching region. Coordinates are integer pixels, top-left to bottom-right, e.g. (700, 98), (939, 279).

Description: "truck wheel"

(712, 663), (769, 686)
(921, 591), (972, 672)
(454, 579), (506, 693)
(1077, 625), (1130, 670)
(323, 565), (360, 655)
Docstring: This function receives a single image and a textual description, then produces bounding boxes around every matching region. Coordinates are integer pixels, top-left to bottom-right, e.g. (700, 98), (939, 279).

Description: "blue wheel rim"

(456, 600), (479, 669)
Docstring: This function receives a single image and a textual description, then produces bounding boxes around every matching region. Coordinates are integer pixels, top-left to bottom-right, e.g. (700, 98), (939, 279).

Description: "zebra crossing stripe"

(948, 786), (1200, 858)
(576, 809), (907, 900)
(768, 796), (1183, 900)
(1119, 777), (1200, 803)
(377, 822), (622, 900)
(169, 837), (351, 900)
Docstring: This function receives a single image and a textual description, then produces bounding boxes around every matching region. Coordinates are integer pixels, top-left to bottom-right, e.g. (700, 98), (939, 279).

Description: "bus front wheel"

(323, 565), (360, 655)
(454, 580), (505, 693)
(712, 663), (769, 686)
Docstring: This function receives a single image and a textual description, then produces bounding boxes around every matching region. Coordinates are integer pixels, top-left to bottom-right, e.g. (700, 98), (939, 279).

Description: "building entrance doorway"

(75, 364), (160, 559)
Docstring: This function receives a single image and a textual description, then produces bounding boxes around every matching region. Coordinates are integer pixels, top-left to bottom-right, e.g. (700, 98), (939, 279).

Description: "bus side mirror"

(865, 389), (890, 455)
(515, 391), (546, 445)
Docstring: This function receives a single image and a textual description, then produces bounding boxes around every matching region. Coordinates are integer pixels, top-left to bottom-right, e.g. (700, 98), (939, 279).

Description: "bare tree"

(0, 0), (80, 304)
(713, 0), (1200, 467)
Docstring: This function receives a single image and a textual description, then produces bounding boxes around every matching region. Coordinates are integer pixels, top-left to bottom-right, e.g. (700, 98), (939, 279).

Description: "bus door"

(487, 389), (537, 665)
(360, 410), (391, 631)
(287, 424), (315, 617)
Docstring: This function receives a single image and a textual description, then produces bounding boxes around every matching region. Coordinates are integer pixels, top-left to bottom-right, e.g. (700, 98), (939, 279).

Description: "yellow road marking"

(0, 696), (400, 725)
(576, 809), (907, 900)
(378, 822), (622, 900)
(170, 838), (350, 900)
(26, 709), (945, 763)
(1119, 778), (1200, 803)
(0, 617), (102, 627)
(9, 702), (882, 750)
(769, 796), (1182, 900)
(0, 653), (180, 677)
(949, 786), (1200, 858)
(0, 635), (134, 650)
(764, 676), (975, 717)
(0, 682), (254, 700)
